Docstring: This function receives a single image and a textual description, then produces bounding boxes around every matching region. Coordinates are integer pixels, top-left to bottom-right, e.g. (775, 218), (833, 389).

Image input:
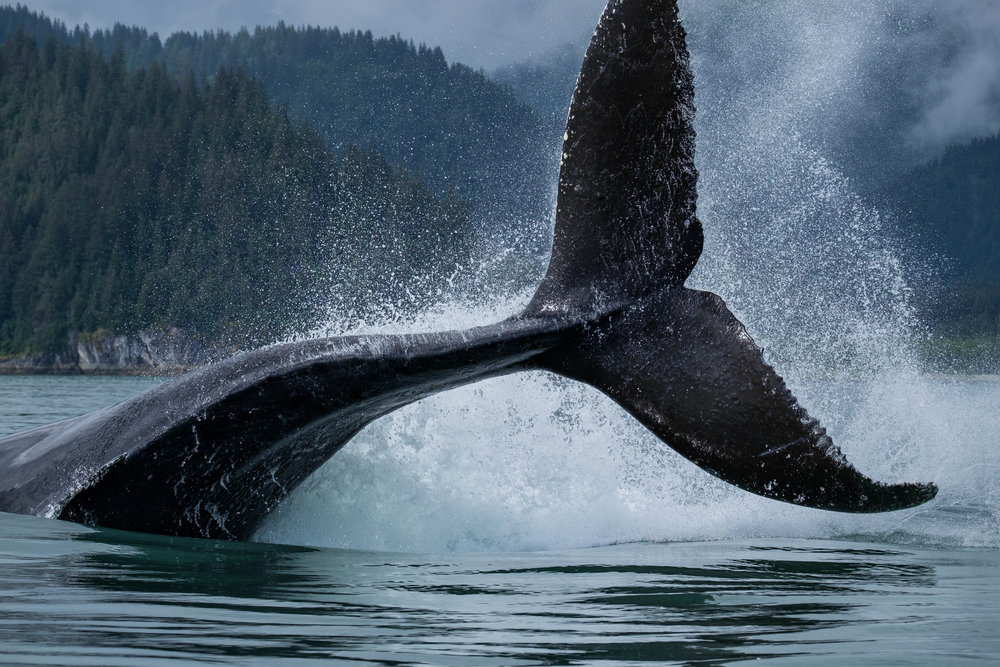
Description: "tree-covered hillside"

(0, 5), (553, 234)
(492, 42), (581, 138)
(883, 134), (1000, 338)
(891, 135), (1000, 283)
(0, 31), (471, 355)
(0, 4), (67, 43)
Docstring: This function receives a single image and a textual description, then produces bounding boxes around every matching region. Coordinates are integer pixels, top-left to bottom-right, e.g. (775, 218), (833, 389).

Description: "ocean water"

(0, 374), (998, 665)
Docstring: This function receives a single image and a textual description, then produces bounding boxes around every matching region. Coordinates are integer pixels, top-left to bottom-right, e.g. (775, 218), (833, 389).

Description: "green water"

(1, 511), (997, 665)
(0, 375), (998, 665)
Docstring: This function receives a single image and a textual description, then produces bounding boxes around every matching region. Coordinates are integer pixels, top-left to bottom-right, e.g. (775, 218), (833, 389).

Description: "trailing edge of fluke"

(0, 0), (937, 541)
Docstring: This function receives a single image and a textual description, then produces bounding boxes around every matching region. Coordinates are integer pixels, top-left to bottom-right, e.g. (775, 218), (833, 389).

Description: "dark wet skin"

(0, 0), (935, 541)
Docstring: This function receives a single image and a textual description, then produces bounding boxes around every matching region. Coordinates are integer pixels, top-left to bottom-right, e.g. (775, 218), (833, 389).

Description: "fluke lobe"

(0, 0), (937, 540)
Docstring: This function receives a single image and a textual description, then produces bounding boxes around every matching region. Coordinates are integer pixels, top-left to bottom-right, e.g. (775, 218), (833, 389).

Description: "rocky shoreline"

(0, 329), (219, 376)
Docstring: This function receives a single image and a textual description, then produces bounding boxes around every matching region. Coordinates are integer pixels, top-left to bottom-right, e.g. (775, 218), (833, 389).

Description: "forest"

(1, 3), (999, 366)
(0, 25), (472, 355)
(1, 5), (553, 229)
(881, 135), (1000, 339)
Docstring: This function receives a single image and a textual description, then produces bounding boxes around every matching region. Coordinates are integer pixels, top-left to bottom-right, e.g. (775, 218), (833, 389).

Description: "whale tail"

(522, 0), (937, 512)
(525, 0), (701, 318)
(0, 0), (936, 542)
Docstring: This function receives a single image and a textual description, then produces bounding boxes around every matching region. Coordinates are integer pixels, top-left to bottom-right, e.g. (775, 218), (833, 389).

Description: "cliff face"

(0, 329), (218, 375)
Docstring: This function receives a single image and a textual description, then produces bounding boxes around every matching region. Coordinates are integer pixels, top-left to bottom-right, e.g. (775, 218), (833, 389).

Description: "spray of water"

(255, 2), (999, 552)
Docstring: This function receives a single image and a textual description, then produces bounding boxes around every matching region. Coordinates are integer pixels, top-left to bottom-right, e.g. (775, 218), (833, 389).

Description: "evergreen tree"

(883, 133), (1000, 337)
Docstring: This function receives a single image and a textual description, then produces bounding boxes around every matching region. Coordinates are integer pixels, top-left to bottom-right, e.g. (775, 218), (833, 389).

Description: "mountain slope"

(0, 31), (472, 355)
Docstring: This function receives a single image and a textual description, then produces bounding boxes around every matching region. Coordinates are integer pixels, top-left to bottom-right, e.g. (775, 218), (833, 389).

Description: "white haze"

(680, 0), (1000, 166)
(905, 0), (1000, 149)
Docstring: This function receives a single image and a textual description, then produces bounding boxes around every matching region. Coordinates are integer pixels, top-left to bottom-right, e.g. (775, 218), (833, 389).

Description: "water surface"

(0, 375), (997, 665)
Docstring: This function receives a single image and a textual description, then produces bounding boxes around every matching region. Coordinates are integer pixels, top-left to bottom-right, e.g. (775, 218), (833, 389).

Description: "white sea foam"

(255, 370), (998, 552)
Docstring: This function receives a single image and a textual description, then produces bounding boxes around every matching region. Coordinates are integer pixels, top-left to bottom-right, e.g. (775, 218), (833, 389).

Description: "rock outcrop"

(0, 329), (221, 375)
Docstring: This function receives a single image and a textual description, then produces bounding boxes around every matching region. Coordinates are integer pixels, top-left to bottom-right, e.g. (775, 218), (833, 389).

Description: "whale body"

(0, 0), (937, 541)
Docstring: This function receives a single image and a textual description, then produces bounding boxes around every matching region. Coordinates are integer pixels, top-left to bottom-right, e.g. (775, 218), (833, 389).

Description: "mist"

(678, 0), (1000, 175)
(25, 0), (998, 154)
(903, 0), (1000, 150)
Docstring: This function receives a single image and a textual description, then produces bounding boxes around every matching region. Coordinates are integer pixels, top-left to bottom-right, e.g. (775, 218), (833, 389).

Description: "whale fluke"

(526, 0), (702, 316)
(0, 0), (936, 540)
(538, 288), (937, 513)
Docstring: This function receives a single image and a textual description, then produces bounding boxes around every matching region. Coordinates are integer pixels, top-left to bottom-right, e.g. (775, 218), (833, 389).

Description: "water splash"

(256, 2), (999, 553)
(255, 372), (998, 551)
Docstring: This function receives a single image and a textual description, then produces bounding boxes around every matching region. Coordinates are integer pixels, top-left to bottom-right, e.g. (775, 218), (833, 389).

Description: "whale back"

(526, 0), (702, 317)
(0, 321), (569, 540)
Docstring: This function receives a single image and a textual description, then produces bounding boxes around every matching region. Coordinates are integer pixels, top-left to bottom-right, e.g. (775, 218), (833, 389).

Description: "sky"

(22, 0), (608, 70)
